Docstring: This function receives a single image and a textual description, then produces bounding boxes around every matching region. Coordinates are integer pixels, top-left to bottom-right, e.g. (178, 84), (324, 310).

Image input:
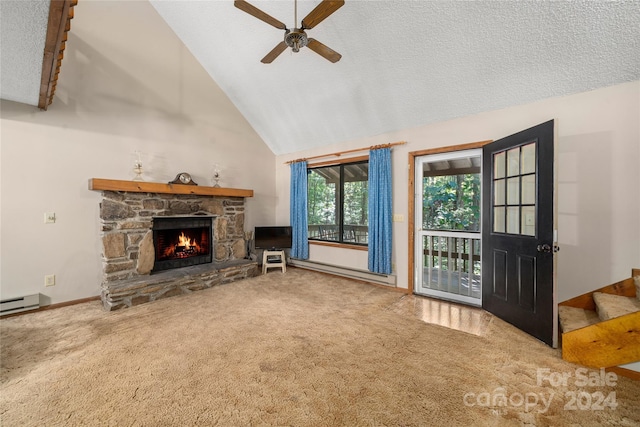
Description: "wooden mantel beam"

(88, 178), (254, 198)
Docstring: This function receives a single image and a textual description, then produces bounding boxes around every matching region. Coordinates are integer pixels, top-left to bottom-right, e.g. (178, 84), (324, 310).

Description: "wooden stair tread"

(593, 291), (640, 321)
(559, 269), (640, 375)
(558, 306), (600, 333)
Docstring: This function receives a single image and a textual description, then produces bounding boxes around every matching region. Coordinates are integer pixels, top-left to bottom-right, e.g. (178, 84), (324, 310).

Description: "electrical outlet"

(44, 212), (56, 223)
(393, 214), (404, 222)
(45, 274), (56, 287)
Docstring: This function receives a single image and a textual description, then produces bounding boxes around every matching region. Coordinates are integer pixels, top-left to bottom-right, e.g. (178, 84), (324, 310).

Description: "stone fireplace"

(90, 178), (259, 311)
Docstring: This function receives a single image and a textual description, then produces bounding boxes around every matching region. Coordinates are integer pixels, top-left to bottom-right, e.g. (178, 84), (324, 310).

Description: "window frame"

(307, 156), (369, 248)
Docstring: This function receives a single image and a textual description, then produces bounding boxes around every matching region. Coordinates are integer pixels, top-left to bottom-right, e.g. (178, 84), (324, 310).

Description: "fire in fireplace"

(152, 216), (213, 273)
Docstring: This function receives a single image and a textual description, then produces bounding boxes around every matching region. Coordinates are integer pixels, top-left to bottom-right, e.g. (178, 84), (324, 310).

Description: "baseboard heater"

(1, 294), (40, 315)
(288, 259), (396, 287)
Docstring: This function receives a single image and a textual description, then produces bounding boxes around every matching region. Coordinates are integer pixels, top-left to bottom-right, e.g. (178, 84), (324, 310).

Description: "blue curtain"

(368, 148), (392, 274)
(290, 161), (309, 259)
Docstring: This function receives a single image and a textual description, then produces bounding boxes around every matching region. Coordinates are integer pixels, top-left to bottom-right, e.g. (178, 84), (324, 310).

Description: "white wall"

(0, 0), (275, 304)
(275, 81), (640, 302)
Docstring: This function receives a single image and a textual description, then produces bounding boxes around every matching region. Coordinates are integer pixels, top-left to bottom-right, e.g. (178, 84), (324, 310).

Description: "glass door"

(414, 149), (482, 306)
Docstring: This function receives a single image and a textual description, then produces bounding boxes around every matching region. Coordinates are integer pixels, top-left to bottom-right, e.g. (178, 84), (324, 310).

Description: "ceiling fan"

(234, 0), (345, 63)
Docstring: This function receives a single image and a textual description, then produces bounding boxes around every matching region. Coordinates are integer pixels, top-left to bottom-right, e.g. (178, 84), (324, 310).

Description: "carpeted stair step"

(558, 305), (600, 333)
(593, 291), (640, 321)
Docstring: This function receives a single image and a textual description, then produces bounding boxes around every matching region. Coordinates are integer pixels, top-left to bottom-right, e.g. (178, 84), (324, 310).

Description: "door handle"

(537, 244), (552, 253)
(537, 244), (560, 253)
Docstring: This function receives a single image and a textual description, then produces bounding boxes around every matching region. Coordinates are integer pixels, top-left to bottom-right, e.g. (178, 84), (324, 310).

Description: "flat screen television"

(254, 226), (292, 250)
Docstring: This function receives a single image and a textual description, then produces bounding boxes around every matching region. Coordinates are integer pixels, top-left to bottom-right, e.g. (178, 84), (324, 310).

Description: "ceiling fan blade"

(234, 0), (287, 30)
(261, 41), (288, 63)
(307, 38), (341, 63)
(301, 0), (344, 29)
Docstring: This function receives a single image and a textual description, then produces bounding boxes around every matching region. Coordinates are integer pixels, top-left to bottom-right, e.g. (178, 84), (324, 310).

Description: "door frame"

(407, 140), (492, 294)
(413, 148), (483, 305)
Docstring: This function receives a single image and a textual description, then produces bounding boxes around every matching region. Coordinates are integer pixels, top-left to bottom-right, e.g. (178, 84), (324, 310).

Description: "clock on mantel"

(169, 172), (197, 185)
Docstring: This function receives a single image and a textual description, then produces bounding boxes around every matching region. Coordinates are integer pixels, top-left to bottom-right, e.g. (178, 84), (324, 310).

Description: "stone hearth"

(102, 261), (258, 311)
(91, 179), (258, 310)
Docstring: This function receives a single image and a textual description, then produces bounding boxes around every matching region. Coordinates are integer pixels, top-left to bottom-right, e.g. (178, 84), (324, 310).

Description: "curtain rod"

(285, 141), (406, 165)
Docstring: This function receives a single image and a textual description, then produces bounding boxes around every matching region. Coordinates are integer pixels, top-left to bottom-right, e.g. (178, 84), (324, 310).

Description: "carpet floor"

(1, 268), (639, 426)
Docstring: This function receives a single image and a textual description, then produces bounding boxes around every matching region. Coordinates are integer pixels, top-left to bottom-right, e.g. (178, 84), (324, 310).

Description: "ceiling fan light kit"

(234, 0), (344, 63)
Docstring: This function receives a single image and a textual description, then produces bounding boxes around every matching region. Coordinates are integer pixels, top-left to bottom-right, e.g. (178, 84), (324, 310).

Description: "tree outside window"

(423, 174), (480, 232)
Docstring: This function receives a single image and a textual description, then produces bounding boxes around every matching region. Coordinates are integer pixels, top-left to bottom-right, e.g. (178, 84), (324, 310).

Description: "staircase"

(558, 268), (640, 379)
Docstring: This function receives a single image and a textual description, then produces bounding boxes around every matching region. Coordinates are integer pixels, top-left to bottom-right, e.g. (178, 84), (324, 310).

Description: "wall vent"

(288, 259), (396, 287)
(1, 294), (40, 315)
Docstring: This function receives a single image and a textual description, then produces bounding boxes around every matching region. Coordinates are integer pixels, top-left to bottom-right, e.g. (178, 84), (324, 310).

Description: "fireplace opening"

(152, 216), (213, 273)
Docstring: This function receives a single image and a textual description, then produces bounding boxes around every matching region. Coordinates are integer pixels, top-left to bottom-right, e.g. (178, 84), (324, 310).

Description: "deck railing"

(308, 224), (368, 244)
(421, 230), (481, 298)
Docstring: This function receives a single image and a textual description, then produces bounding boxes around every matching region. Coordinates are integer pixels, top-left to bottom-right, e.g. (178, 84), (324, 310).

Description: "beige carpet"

(1, 269), (639, 426)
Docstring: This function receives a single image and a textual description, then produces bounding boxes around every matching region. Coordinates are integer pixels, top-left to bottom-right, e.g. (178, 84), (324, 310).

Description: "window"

(492, 142), (536, 236)
(307, 160), (368, 245)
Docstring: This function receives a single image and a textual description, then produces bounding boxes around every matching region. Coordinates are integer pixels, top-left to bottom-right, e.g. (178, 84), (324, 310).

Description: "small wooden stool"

(262, 250), (286, 274)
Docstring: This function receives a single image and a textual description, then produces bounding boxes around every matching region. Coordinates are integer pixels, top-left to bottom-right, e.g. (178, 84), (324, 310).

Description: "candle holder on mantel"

(132, 151), (144, 181)
(211, 164), (221, 187)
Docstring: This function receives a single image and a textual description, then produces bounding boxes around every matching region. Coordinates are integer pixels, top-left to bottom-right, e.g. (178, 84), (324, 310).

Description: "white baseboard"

(1, 294), (40, 315)
(289, 259), (396, 287)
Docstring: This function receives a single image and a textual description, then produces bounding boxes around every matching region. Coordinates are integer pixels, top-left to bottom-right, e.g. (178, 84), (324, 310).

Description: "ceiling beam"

(38, 0), (76, 110)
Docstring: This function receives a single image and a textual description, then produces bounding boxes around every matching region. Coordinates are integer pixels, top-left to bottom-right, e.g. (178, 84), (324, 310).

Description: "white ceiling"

(0, 0), (51, 106)
(3, 1), (640, 156)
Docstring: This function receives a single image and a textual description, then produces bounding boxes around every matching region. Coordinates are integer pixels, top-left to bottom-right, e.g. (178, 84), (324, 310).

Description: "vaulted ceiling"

(2, 1), (639, 155)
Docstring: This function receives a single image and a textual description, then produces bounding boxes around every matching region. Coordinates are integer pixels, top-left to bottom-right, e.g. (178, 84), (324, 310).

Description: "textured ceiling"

(2, 1), (639, 156)
(150, 0), (640, 155)
(0, 0), (50, 106)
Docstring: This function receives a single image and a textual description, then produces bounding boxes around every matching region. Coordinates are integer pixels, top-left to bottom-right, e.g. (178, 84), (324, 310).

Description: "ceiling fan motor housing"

(285, 28), (308, 52)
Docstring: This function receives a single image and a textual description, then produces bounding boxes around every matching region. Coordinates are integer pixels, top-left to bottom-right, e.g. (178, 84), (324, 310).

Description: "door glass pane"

(521, 206), (536, 236)
(521, 143), (536, 174)
(494, 207), (505, 233)
(507, 177), (520, 205)
(423, 169), (481, 232)
(507, 148), (520, 177)
(494, 152), (505, 179)
(494, 179), (505, 205)
(522, 174), (535, 204)
(492, 142), (538, 236)
(507, 206), (519, 234)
